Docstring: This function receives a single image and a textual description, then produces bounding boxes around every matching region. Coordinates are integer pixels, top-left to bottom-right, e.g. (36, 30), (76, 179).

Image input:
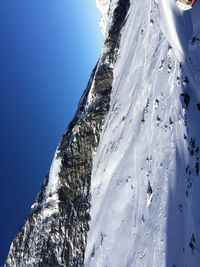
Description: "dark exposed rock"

(195, 162), (199, 175)
(180, 93), (190, 109)
(5, 1), (130, 266)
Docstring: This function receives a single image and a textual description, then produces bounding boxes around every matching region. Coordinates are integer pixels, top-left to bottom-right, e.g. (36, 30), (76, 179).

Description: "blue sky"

(0, 1), (102, 265)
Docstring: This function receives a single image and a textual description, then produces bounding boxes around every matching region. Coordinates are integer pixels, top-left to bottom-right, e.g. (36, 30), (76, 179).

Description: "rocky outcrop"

(5, 1), (130, 266)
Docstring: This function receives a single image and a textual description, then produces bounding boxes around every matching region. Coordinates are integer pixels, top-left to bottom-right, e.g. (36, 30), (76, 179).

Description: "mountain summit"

(5, 0), (200, 266)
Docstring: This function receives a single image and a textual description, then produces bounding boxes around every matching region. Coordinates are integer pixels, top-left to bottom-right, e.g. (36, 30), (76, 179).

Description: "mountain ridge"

(5, 1), (130, 266)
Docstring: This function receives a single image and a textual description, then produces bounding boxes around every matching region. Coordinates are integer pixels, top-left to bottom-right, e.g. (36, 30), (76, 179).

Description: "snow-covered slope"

(85, 0), (200, 266)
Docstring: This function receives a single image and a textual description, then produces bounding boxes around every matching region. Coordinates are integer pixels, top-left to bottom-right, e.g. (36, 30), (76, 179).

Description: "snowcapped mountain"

(5, 0), (200, 266)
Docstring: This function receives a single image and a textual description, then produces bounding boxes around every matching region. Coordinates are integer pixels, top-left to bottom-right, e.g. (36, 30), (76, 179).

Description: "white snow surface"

(85, 0), (200, 266)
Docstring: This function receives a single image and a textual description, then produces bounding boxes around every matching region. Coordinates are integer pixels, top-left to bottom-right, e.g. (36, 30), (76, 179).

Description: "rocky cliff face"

(6, 0), (200, 266)
(5, 1), (130, 266)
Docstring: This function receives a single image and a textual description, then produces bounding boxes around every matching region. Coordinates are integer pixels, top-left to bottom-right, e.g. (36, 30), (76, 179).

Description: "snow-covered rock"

(5, 1), (130, 266)
(96, 0), (110, 34)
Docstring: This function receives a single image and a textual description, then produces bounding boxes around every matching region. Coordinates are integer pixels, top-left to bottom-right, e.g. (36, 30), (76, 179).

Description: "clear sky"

(0, 1), (103, 265)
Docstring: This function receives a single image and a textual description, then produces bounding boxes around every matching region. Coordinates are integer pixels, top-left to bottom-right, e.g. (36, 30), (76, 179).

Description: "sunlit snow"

(85, 0), (200, 266)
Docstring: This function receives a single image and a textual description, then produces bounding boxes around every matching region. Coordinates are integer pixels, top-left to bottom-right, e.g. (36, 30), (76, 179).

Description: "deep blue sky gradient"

(0, 1), (102, 265)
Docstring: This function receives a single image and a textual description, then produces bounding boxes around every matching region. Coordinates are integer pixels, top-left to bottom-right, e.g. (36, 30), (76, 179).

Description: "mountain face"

(5, 0), (200, 266)
(5, 0), (130, 266)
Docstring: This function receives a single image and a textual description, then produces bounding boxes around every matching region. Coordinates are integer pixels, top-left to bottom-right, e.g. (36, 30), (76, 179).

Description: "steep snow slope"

(85, 0), (200, 266)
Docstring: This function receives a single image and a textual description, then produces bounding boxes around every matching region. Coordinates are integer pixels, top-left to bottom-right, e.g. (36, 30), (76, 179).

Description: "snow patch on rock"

(45, 148), (62, 197)
(96, 0), (110, 34)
